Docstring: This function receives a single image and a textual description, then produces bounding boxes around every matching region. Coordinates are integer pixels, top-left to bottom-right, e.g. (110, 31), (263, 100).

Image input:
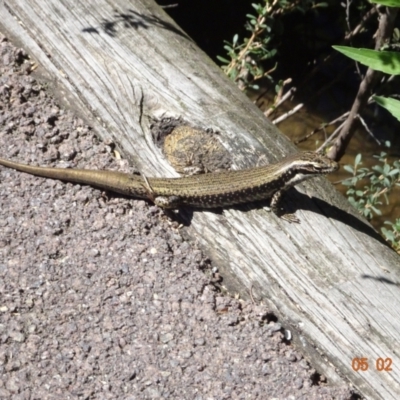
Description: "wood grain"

(1, 0), (399, 398)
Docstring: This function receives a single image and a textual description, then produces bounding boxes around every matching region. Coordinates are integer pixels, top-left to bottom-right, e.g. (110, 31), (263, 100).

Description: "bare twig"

(298, 6), (378, 91)
(357, 114), (381, 145)
(345, 7), (377, 41)
(317, 120), (347, 153)
(160, 4), (178, 9)
(272, 103), (303, 125)
(345, 0), (362, 79)
(295, 111), (350, 144)
(345, 0), (353, 35)
(265, 83), (295, 117)
(274, 78), (293, 104)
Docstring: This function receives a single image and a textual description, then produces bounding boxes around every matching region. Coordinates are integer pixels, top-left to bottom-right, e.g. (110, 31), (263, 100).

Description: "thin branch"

(317, 120), (347, 153)
(298, 6), (377, 91)
(272, 103), (303, 125)
(357, 114), (381, 145)
(345, 7), (377, 41)
(295, 111), (350, 145)
(265, 84), (295, 118)
(160, 4), (178, 9)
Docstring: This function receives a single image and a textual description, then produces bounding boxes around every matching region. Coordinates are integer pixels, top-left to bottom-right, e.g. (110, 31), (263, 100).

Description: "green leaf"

(343, 165), (354, 173)
(230, 68), (238, 80)
(232, 34), (239, 46)
(372, 165), (384, 174)
(382, 227), (395, 242)
(383, 163), (391, 175)
(363, 210), (372, 220)
(333, 46), (400, 75)
(373, 96), (400, 122)
(216, 56), (230, 64)
(355, 153), (362, 167)
(370, 0), (400, 6)
(370, 206), (382, 216)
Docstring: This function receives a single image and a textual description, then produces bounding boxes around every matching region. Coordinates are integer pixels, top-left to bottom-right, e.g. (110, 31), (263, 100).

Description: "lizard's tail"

(0, 157), (148, 198)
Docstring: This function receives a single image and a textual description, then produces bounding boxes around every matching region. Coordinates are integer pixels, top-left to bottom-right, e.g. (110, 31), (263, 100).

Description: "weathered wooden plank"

(1, 0), (400, 398)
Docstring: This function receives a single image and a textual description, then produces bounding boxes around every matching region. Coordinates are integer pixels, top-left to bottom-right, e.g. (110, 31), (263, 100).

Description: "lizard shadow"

(167, 187), (388, 248)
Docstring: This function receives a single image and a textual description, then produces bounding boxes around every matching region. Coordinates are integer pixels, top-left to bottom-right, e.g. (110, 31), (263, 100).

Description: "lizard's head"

(293, 151), (339, 175)
(276, 151), (339, 189)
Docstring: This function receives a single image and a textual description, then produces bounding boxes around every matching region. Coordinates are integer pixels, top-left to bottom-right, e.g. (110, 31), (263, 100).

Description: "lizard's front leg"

(153, 195), (181, 209)
(270, 190), (299, 223)
(140, 175), (182, 209)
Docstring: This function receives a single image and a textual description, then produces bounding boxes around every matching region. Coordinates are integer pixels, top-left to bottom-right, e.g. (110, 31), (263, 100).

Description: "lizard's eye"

(313, 165), (326, 172)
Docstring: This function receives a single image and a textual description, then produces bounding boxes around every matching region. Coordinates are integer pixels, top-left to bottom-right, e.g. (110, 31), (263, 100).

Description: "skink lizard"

(0, 151), (339, 222)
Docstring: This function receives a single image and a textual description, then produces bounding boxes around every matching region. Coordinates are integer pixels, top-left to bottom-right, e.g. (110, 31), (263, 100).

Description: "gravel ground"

(0, 33), (357, 399)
